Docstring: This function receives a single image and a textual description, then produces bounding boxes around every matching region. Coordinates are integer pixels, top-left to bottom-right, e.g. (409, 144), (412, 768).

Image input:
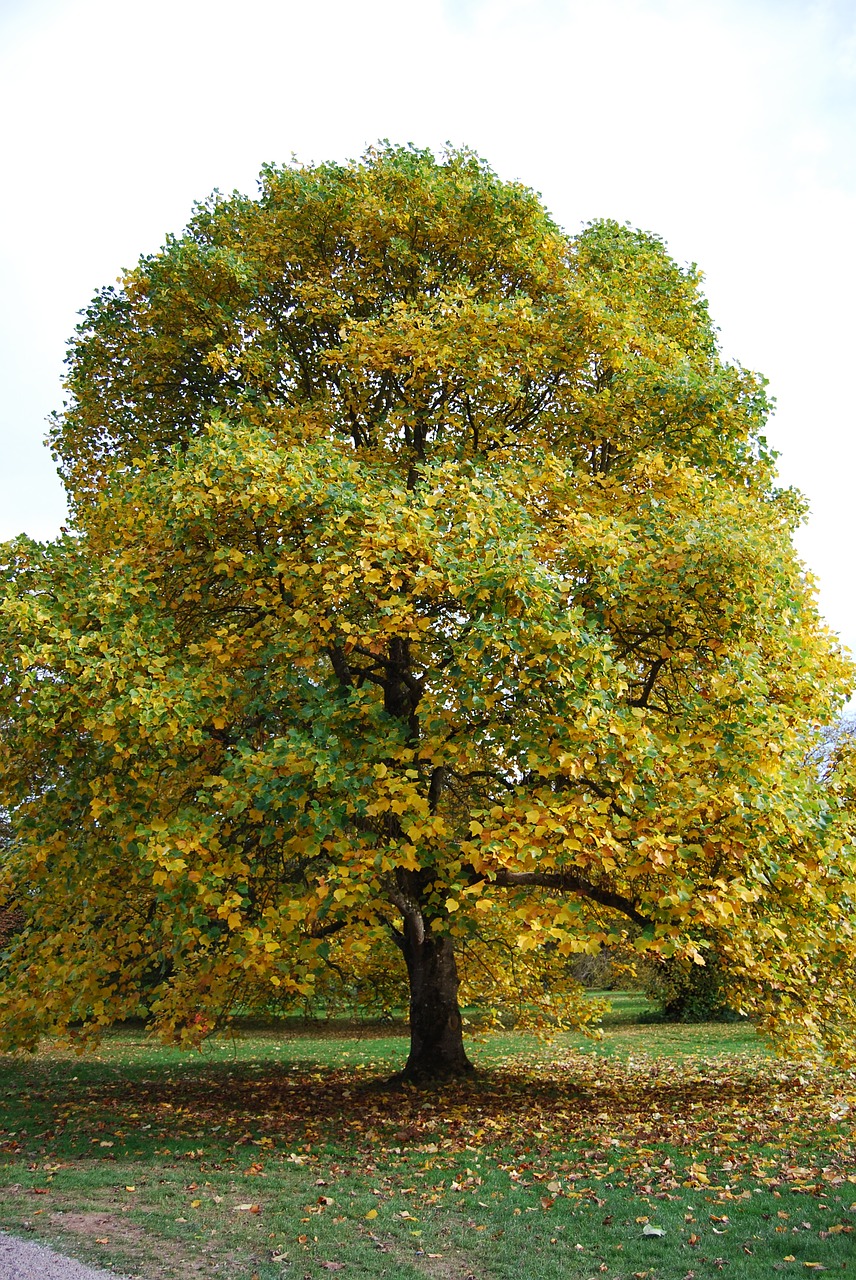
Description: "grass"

(0, 993), (854, 1280)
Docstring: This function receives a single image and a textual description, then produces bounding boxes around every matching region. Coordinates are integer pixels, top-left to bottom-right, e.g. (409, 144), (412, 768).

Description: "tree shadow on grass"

(2, 1045), (842, 1169)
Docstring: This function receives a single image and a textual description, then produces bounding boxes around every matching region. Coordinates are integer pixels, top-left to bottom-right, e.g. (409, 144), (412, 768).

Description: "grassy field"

(0, 994), (854, 1280)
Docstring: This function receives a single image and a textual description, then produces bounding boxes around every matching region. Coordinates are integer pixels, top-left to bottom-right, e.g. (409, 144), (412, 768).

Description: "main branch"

(490, 868), (650, 928)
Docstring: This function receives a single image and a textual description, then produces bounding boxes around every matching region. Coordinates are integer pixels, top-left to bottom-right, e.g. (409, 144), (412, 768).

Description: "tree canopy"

(1, 145), (854, 1078)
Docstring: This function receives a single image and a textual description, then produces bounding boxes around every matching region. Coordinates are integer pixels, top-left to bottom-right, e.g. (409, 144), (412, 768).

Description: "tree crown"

(1, 146), (852, 1067)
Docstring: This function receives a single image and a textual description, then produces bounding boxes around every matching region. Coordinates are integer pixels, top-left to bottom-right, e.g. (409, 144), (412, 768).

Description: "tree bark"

(397, 923), (473, 1082)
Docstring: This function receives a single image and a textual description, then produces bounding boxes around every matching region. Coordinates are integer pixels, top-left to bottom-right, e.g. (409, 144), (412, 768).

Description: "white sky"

(1, 0), (854, 684)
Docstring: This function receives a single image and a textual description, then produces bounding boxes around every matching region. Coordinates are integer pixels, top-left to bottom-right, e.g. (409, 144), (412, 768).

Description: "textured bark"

(399, 925), (473, 1082)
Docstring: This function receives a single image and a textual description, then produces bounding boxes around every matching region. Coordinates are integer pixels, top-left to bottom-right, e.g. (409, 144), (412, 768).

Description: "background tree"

(1, 146), (853, 1079)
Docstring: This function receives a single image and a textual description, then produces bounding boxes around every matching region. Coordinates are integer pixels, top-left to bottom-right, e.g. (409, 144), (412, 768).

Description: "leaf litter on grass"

(0, 1030), (854, 1280)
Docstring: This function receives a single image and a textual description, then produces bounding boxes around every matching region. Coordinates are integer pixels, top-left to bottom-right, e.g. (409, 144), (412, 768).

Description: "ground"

(0, 994), (853, 1280)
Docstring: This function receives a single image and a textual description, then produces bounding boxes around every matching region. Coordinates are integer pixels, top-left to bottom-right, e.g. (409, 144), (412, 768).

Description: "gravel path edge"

(0, 1230), (134, 1280)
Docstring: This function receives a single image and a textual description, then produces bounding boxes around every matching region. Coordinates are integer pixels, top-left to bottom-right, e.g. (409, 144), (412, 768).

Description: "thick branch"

(387, 869), (427, 946)
(347, 643), (424, 699)
(427, 766), (446, 813)
(627, 655), (666, 709)
(308, 918), (349, 940)
(491, 867), (650, 928)
(326, 645), (353, 689)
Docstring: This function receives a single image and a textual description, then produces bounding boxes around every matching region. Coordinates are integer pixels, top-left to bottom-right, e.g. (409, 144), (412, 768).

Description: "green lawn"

(0, 995), (853, 1280)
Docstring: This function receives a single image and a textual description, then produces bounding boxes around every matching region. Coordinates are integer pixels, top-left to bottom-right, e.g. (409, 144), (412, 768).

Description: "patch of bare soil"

(0, 1178), (240, 1279)
(361, 1225), (479, 1280)
(46, 1207), (241, 1280)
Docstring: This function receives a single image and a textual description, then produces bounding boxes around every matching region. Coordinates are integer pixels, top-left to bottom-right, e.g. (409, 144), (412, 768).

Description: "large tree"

(1, 146), (854, 1079)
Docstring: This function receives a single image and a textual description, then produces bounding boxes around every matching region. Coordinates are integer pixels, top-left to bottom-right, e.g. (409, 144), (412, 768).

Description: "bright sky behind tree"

(1, 0), (854, 681)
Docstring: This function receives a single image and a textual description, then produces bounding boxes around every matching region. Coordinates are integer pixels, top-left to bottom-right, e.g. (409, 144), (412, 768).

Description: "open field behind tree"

(1, 995), (853, 1280)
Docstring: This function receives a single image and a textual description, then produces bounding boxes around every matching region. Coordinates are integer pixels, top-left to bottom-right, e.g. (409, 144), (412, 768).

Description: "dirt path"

(0, 1231), (132, 1280)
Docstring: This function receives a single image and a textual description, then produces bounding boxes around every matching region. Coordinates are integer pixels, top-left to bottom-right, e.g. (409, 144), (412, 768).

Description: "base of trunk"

(396, 1037), (475, 1085)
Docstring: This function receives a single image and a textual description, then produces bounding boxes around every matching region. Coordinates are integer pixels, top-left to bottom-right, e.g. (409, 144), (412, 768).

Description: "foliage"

(644, 949), (734, 1023)
(1, 1013), (854, 1280)
(0, 144), (854, 1069)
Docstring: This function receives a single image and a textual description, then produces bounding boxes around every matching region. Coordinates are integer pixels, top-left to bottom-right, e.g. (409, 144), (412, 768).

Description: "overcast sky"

(1, 0), (854, 688)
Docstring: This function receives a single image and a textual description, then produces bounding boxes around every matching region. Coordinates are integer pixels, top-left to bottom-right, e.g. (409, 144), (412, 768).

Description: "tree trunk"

(398, 924), (473, 1082)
